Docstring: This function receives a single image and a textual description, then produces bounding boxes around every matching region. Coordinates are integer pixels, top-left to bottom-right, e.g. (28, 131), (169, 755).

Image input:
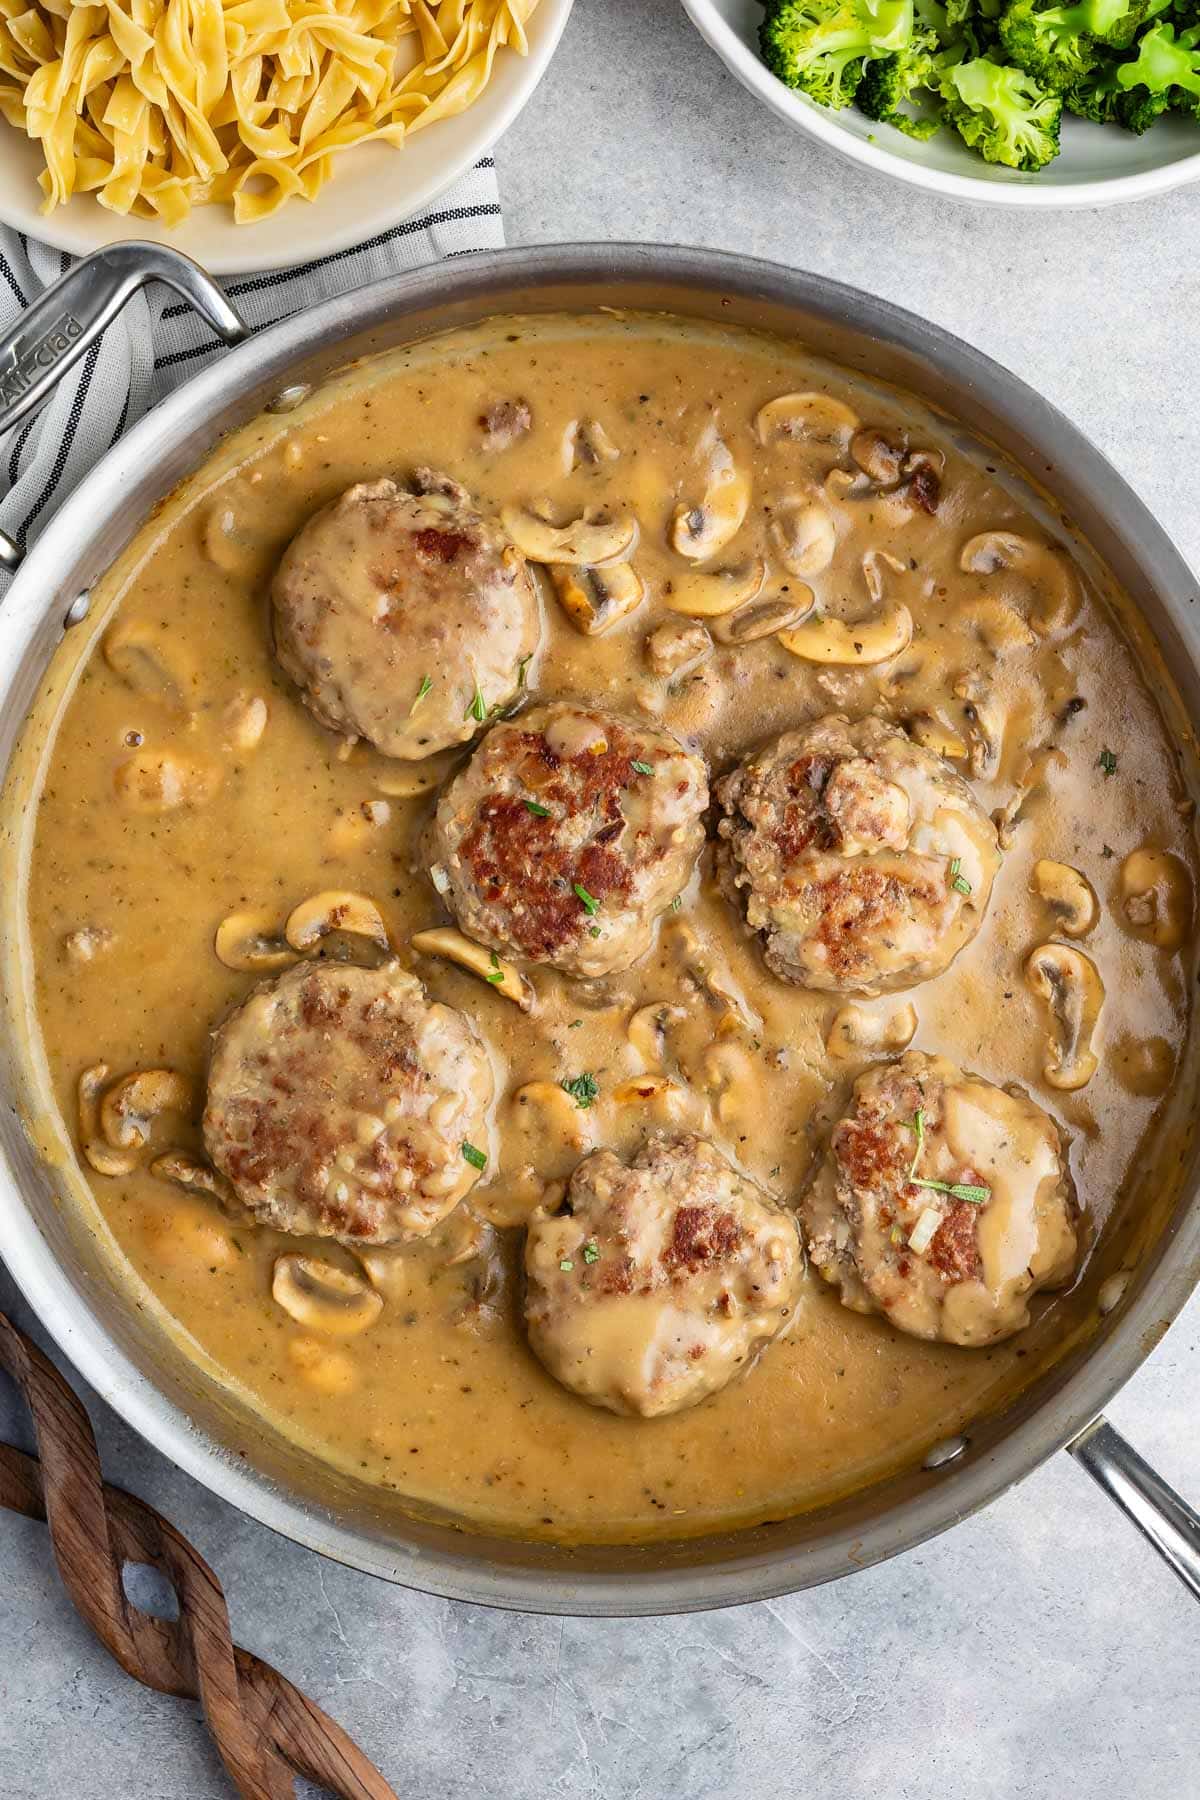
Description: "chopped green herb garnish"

(906, 1108), (989, 1206)
(671, 895), (682, 912)
(517, 654), (532, 688)
(573, 882), (600, 916)
(582, 1243), (601, 1265)
(486, 951), (504, 985)
(524, 797), (551, 818)
(1099, 748), (1118, 777)
(588, 925), (601, 938)
(561, 1072), (600, 1110)
(461, 1140), (487, 1171)
(464, 677), (487, 723)
(559, 1258), (574, 1272)
(630, 759), (655, 776)
(949, 857), (972, 896)
(410, 674), (433, 715)
(568, 1018), (583, 1029)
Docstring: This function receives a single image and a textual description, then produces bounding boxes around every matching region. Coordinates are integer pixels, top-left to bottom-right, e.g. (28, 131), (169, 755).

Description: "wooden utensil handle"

(0, 1309), (397, 1800)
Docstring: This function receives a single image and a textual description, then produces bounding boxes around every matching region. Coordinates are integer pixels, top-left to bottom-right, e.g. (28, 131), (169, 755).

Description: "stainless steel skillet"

(0, 240), (1196, 1615)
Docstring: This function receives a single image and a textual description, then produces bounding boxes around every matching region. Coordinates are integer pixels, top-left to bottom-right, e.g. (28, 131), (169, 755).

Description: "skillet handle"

(1068, 1416), (1200, 1603)
(0, 241), (248, 572)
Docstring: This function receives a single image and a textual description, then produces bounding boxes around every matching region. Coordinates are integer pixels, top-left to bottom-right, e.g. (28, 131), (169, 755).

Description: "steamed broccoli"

(938, 54), (1064, 163)
(1115, 18), (1200, 121)
(759, 0), (916, 108)
(1061, 55), (1126, 115)
(858, 25), (943, 129)
(998, 0), (1146, 93)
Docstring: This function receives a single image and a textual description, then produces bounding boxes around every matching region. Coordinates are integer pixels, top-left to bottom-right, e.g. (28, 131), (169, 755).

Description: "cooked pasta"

(0, 0), (538, 224)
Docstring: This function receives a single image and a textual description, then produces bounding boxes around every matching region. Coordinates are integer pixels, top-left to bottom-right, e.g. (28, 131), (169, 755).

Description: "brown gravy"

(14, 312), (1198, 1543)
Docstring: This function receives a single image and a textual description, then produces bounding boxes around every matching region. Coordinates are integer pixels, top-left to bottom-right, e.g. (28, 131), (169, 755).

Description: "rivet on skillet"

(924, 1436), (968, 1470)
(63, 590), (90, 628)
(266, 383), (312, 414)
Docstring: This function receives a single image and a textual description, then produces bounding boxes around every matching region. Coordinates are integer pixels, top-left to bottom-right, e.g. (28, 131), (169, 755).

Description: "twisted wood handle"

(0, 1310), (398, 1800)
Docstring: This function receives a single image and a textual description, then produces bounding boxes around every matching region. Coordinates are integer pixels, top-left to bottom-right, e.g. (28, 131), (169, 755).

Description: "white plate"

(0, 0), (573, 274)
(682, 0), (1200, 207)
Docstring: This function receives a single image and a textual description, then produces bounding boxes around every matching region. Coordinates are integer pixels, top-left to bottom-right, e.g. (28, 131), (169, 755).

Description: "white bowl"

(682, 0), (1200, 206)
(0, 0), (573, 275)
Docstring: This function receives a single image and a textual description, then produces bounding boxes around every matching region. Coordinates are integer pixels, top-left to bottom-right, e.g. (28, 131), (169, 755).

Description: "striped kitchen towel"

(0, 157), (503, 586)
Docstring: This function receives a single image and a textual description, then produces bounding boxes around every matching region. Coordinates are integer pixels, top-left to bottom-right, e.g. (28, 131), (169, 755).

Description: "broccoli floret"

(1115, 19), (1200, 115)
(1061, 54), (1126, 115)
(760, 0), (916, 107)
(938, 54), (1063, 163)
(999, 0), (1146, 93)
(859, 25), (943, 129)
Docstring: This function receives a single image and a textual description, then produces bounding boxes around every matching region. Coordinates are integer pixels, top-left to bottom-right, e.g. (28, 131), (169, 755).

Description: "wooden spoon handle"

(0, 1309), (397, 1800)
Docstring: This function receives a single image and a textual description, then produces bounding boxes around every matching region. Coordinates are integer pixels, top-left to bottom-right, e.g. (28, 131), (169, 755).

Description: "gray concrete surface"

(2, 2), (1198, 1795)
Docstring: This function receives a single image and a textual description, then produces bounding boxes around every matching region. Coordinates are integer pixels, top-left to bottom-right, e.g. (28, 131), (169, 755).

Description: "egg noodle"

(0, 0), (538, 223)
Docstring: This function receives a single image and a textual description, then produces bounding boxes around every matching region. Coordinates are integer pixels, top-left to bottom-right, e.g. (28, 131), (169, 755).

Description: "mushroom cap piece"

(524, 1134), (804, 1417)
(715, 713), (1001, 994)
(203, 961), (493, 1245)
(426, 702), (709, 979)
(271, 472), (541, 759)
(802, 1049), (1078, 1347)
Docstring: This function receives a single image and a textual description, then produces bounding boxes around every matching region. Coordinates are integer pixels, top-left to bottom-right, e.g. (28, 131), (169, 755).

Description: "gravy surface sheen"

(22, 314), (1198, 1543)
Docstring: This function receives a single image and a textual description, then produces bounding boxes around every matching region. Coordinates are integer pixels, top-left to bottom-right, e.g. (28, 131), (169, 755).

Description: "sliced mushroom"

(1025, 943), (1104, 1091)
(953, 673), (1005, 780)
(645, 618), (713, 677)
(907, 714), (968, 762)
(78, 1063), (138, 1178)
(670, 432), (750, 562)
(1031, 860), (1098, 939)
(103, 619), (190, 711)
(285, 891), (390, 957)
(770, 504), (836, 577)
(372, 747), (463, 799)
(959, 531), (1081, 636)
(114, 749), (220, 814)
(612, 1073), (683, 1106)
(963, 597), (1037, 653)
(510, 1081), (594, 1166)
(354, 1246), (410, 1301)
(1119, 848), (1192, 951)
(480, 399), (531, 451)
(861, 549), (907, 604)
(272, 1254), (383, 1337)
(222, 692), (268, 752)
(500, 503), (635, 567)
(825, 1002), (918, 1063)
(550, 561), (645, 635)
(666, 919), (761, 1035)
(565, 417), (620, 468)
(287, 1336), (357, 1395)
(712, 591), (814, 645)
(663, 557), (766, 617)
(100, 1069), (191, 1151)
(755, 391), (859, 451)
(214, 909), (296, 972)
(63, 925), (114, 963)
(150, 1149), (238, 1208)
(411, 926), (534, 1010)
(994, 744), (1068, 847)
(202, 504), (259, 575)
(850, 428), (904, 487)
(778, 603), (912, 667)
(326, 799), (393, 858)
(627, 1001), (687, 1070)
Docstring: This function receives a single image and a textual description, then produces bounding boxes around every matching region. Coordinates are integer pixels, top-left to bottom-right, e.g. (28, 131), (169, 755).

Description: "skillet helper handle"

(0, 241), (248, 572)
(1068, 1416), (1200, 1603)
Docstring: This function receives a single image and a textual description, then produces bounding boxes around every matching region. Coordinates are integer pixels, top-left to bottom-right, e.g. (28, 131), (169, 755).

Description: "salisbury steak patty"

(524, 1135), (803, 1417)
(271, 471), (541, 759)
(802, 1049), (1077, 1346)
(427, 703), (708, 978)
(204, 961), (493, 1245)
(715, 714), (1000, 994)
